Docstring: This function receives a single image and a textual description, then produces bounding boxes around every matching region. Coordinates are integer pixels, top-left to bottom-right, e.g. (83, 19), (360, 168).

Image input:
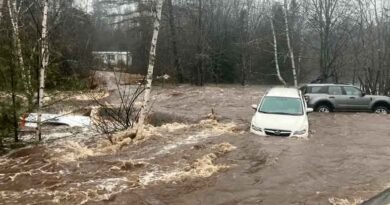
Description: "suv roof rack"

(305, 83), (354, 86)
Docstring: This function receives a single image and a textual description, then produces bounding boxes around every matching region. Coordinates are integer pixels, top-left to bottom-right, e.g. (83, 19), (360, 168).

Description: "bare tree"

(239, 3), (249, 86)
(136, 0), (164, 139)
(0, 0), (4, 21)
(196, 0), (204, 86)
(351, 0), (390, 95)
(36, 0), (49, 141)
(167, 0), (183, 83)
(284, 0), (298, 87)
(270, 16), (287, 85)
(309, 0), (350, 82)
(8, 0), (31, 94)
(93, 78), (145, 144)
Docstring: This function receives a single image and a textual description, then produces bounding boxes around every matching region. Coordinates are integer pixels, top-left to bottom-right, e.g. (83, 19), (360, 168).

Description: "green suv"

(300, 84), (390, 114)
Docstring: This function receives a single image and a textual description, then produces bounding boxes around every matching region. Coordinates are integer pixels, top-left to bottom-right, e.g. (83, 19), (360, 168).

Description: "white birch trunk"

(8, 0), (31, 93)
(297, 34), (304, 78)
(136, 0), (164, 139)
(36, 0), (49, 141)
(270, 17), (287, 86)
(0, 0), (4, 21)
(283, 0), (298, 87)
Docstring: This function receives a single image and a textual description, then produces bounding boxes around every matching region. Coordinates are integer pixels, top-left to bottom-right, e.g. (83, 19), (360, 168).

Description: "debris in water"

(120, 160), (146, 170)
(140, 152), (230, 185)
(159, 122), (189, 132)
(189, 153), (229, 178)
(197, 119), (238, 134)
(206, 108), (217, 121)
(328, 197), (363, 205)
(212, 142), (237, 156)
(51, 141), (95, 162)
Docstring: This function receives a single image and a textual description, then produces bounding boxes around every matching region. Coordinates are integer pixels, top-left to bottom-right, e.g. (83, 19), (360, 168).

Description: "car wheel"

(316, 105), (331, 113)
(374, 106), (389, 114)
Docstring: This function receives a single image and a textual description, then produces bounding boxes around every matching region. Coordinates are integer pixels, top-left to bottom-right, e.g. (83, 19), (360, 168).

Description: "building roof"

(266, 87), (300, 98)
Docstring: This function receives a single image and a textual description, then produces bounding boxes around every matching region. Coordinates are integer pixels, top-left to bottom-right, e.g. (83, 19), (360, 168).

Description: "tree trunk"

(0, 0), (4, 21)
(297, 32), (304, 80)
(196, 0), (204, 86)
(167, 0), (183, 83)
(8, 0), (31, 94)
(240, 55), (247, 86)
(270, 17), (287, 85)
(239, 8), (249, 86)
(10, 62), (18, 142)
(283, 0), (298, 87)
(136, 0), (164, 139)
(36, 0), (49, 141)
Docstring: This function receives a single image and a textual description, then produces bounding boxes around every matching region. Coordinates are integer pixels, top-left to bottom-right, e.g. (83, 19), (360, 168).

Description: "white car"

(250, 87), (313, 138)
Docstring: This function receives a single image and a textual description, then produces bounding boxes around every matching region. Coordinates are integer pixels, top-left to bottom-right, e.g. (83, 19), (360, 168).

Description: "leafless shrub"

(358, 68), (390, 96)
(92, 73), (145, 144)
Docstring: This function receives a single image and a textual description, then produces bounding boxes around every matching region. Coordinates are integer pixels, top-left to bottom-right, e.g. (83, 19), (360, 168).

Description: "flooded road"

(1, 85), (390, 204)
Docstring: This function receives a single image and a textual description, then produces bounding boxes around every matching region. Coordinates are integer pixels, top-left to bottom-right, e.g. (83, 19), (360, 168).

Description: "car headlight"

(293, 129), (306, 135)
(251, 124), (262, 132)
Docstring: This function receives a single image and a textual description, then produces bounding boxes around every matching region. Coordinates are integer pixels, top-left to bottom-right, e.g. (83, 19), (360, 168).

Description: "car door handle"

(329, 96), (335, 99)
(349, 97), (356, 99)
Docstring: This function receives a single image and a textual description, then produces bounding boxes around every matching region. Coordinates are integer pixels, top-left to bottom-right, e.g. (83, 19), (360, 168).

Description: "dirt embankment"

(1, 85), (390, 205)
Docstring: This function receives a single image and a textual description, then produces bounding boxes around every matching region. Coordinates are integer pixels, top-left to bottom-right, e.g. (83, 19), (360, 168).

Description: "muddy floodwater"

(1, 85), (390, 205)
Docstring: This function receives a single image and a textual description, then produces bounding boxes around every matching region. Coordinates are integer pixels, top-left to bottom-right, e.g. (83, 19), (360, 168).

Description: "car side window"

(343, 86), (362, 96)
(328, 86), (343, 95)
(308, 86), (328, 94)
(310, 86), (321, 93)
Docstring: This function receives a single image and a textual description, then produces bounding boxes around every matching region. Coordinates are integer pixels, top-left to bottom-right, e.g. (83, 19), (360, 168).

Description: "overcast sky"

(73, 0), (93, 13)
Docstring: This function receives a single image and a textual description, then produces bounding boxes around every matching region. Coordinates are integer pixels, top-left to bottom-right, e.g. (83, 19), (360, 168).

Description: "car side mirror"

(361, 92), (366, 97)
(251, 104), (258, 111)
(306, 108), (314, 113)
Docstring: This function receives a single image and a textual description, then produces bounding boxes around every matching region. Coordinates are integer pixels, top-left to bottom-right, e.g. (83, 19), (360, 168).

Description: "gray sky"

(73, 0), (93, 13)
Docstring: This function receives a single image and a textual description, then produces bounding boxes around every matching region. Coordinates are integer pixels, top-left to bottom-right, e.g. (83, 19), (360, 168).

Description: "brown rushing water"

(1, 85), (390, 205)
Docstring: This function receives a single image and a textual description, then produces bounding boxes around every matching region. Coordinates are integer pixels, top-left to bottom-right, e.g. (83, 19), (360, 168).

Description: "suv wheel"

(374, 106), (389, 114)
(316, 105), (331, 113)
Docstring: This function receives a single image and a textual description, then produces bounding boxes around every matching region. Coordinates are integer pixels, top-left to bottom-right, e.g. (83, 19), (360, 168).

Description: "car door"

(342, 86), (371, 110)
(328, 86), (348, 110)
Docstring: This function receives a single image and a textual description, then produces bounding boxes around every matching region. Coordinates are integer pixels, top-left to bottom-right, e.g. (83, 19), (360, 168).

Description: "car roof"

(304, 83), (354, 87)
(266, 87), (300, 98)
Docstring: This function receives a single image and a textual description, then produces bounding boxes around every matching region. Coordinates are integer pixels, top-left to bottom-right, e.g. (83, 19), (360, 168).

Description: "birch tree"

(284, 0), (298, 87)
(0, 0), (4, 21)
(8, 0), (31, 94)
(136, 0), (164, 139)
(36, 0), (49, 141)
(270, 16), (287, 85)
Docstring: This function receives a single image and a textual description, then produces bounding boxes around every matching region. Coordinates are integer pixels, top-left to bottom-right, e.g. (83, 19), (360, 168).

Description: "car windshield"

(259, 96), (303, 116)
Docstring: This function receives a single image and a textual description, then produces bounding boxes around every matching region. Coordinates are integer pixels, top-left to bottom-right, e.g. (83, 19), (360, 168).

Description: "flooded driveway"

(1, 85), (390, 204)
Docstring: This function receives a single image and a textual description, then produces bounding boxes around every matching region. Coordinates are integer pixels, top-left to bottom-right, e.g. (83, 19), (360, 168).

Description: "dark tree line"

(0, 0), (94, 145)
(92, 0), (390, 90)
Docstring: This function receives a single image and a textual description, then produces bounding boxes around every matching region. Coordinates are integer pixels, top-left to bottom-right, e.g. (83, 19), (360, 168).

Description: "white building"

(92, 51), (132, 66)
